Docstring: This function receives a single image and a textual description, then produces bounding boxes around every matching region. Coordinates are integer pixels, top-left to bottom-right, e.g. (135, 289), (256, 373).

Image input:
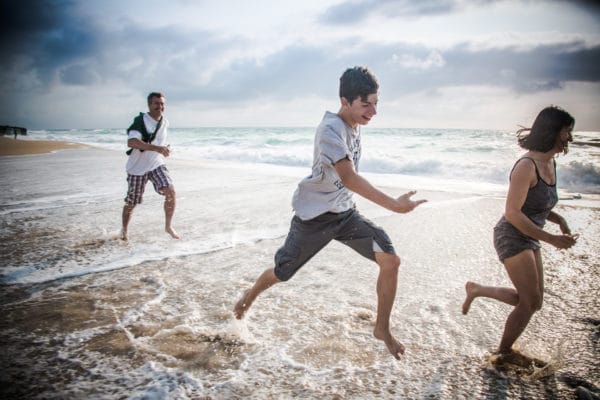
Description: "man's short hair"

(147, 92), (165, 104)
(339, 66), (379, 103)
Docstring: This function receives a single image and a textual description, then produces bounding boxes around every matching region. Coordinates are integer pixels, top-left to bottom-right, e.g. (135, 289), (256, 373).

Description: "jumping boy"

(234, 66), (426, 360)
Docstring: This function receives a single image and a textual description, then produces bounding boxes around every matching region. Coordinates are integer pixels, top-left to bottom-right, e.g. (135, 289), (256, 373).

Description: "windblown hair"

(517, 106), (574, 154)
(339, 66), (379, 103)
(147, 92), (165, 104)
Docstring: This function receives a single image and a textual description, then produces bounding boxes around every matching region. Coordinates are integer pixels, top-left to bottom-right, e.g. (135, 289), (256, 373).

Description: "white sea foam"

(1, 144), (598, 399)
(24, 127), (600, 194)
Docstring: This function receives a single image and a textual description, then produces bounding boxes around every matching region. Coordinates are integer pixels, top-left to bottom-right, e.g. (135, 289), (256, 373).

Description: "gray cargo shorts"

(274, 208), (395, 281)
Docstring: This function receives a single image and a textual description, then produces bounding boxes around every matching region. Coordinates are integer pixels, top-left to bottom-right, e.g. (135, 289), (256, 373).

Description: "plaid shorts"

(274, 208), (396, 281)
(124, 165), (173, 206)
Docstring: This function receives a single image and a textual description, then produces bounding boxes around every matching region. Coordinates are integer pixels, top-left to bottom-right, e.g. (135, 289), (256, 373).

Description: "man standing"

(234, 67), (426, 360)
(121, 92), (179, 241)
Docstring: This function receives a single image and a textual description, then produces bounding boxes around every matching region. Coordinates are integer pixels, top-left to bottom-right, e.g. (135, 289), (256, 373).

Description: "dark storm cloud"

(353, 40), (600, 95)
(319, 0), (492, 24)
(59, 64), (99, 85)
(168, 45), (338, 103)
(120, 37), (600, 107)
(187, 39), (600, 104)
(1, 0), (598, 112)
(0, 0), (99, 85)
(0, 0), (236, 97)
(566, 0), (600, 14)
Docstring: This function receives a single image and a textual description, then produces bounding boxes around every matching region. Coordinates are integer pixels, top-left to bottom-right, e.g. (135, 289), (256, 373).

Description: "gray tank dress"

(493, 157), (558, 261)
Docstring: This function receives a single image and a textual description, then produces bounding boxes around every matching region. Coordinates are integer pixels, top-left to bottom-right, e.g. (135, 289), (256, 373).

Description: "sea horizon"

(19, 126), (600, 196)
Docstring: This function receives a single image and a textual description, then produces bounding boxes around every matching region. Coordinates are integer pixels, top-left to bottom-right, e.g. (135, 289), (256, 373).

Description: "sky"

(1, 0), (599, 131)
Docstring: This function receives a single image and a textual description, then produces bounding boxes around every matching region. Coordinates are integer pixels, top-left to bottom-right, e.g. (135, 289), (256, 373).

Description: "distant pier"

(0, 125), (28, 138)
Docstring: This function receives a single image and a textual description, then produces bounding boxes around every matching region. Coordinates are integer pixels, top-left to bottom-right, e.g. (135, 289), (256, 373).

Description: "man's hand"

(156, 145), (170, 157)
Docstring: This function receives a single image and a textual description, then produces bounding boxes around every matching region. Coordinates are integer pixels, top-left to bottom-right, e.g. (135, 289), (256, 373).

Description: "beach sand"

(0, 144), (598, 399)
(0, 136), (88, 156)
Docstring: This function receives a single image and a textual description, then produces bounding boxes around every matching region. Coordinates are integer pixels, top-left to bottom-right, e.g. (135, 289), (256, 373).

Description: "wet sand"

(0, 147), (598, 399)
(0, 136), (88, 156)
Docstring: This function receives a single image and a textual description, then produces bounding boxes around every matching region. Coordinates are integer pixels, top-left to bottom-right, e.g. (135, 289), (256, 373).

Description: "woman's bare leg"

(462, 281), (519, 315)
(497, 249), (542, 353)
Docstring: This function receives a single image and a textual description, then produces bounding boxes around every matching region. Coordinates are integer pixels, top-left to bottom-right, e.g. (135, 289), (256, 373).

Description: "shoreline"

(0, 136), (89, 156)
(1, 138), (598, 206)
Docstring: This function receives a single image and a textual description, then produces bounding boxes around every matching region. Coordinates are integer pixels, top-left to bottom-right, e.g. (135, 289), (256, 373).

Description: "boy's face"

(342, 92), (378, 127)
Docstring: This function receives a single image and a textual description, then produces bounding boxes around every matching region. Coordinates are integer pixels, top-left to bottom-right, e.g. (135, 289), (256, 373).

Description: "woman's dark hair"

(517, 106), (574, 154)
(339, 66), (379, 103)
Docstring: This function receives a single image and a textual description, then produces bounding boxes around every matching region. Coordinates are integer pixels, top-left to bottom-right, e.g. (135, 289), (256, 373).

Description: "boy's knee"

(377, 252), (400, 270)
(393, 254), (401, 268)
(273, 265), (294, 282)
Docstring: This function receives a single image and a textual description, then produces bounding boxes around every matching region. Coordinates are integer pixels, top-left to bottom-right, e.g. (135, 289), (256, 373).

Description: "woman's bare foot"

(233, 289), (252, 319)
(166, 226), (180, 239)
(493, 349), (544, 368)
(462, 281), (479, 315)
(374, 328), (405, 360)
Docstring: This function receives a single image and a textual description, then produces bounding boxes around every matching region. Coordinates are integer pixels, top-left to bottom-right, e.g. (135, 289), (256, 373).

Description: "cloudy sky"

(1, 0), (599, 130)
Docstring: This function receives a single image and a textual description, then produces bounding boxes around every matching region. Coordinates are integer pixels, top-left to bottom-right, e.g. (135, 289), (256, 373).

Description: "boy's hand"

(394, 190), (427, 213)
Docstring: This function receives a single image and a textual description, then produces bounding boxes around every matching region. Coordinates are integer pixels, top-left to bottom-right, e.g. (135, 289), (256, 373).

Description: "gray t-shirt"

(292, 111), (361, 220)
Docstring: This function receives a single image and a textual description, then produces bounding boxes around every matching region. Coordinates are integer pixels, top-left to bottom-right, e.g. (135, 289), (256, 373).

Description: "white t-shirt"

(292, 111), (361, 220)
(125, 113), (169, 176)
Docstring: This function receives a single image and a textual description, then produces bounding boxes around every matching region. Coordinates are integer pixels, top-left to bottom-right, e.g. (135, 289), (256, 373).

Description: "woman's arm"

(546, 211), (572, 235)
(504, 159), (575, 249)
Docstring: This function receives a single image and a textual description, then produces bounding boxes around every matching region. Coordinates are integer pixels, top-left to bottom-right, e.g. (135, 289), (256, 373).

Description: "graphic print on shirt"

(350, 133), (361, 171)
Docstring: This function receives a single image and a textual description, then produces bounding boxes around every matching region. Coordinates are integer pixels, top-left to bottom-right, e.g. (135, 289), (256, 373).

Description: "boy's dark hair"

(517, 106), (575, 154)
(147, 92), (165, 104)
(339, 66), (379, 103)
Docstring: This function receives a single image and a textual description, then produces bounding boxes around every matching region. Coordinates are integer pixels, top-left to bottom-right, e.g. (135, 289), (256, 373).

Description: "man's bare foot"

(374, 328), (405, 360)
(462, 281), (479, 315)
(166, 227), (180, 239)
(120, 229), (128, 241)
(234, 289), (252, 319)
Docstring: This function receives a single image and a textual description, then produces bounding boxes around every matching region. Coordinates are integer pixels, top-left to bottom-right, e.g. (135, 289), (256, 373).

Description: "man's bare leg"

(121, 204), (135, 241)
(462, 281), (519, 315)
(373, 252), (405, 360)
(234, 268), (280, 319)
(162, 186), (180, 239)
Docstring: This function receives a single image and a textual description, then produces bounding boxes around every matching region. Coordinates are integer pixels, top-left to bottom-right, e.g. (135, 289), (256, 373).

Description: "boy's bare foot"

(120, 229), (128, 241)
(462, 281), (478, 315)
(234, 289), (252, 319)
(166, 226), (180, 239)
(374, 328), (405, 360)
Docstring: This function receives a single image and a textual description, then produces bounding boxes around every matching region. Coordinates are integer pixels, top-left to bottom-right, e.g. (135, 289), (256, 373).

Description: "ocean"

(0, 126), (599, 399)
(24, 126), (600, 195)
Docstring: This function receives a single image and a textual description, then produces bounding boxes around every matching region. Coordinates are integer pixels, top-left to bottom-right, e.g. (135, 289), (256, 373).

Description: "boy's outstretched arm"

(334, 158), (427, 213)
